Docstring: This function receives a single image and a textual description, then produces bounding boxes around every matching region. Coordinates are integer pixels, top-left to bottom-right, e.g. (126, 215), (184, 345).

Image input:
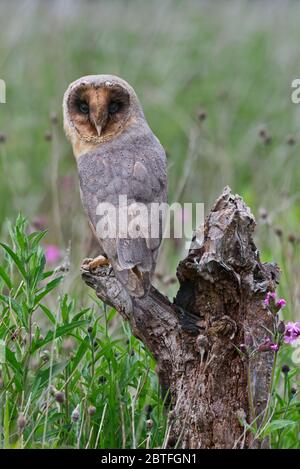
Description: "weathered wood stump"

(81, 186), (279, 449)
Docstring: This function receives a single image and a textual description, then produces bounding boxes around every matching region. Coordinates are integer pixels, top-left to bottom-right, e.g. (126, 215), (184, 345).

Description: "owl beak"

(91, 115), (102, 137)
(95, 123), (102, 137)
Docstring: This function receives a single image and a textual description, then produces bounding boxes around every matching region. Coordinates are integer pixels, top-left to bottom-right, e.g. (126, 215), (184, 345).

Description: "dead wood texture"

(81, 186), (280, 449)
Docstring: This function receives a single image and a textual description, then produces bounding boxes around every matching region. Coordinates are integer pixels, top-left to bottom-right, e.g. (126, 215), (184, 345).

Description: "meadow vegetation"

(0, 0), (299, 448)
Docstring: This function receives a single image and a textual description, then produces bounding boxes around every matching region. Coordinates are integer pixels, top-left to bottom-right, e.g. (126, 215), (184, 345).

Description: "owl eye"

(108, 101), (120, 115)
(79, 101), (89, 114)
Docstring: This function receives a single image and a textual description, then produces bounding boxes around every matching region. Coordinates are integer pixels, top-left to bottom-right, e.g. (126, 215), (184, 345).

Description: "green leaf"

(33, 361), (68, 392)
(31, 320), (88, 352)
(0, 243), (27, 278)
(0, 265), (12, 289)
(34, 276), (63, 306)
(39, 304), (56, 325)
(264, 419), (297, 436)
(15, 224), (26, 252)
(72, 308), (90, 322)
(70, 336), (90, 374)
(0, 295), (24, 325)
(4, 346), (23, 391)
(28, 230), (47, 248)
(4, 396), (10, 449)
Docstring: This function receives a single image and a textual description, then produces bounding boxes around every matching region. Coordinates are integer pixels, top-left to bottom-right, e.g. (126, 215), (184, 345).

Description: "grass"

(0, 0), (299, 448)
(0, 216), (167, 448)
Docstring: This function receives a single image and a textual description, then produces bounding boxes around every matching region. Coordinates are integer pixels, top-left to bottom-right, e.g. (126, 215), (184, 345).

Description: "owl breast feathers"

(77, 119), (167, 297)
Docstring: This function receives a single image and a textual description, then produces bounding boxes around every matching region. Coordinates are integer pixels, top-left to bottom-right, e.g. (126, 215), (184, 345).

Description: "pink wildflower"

(45, 244), (61, 264)
(276, 299), (286, 309)
(258, 338), (280, 352)
(284, 322), (300, 344)
(264, 291), (276, 306)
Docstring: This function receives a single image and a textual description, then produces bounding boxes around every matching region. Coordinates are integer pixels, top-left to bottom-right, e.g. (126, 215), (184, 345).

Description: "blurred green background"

(0, 0), (300, 318)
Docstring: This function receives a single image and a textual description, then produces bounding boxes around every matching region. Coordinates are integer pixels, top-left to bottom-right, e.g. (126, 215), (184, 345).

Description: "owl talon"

(84, 255), (109, 271)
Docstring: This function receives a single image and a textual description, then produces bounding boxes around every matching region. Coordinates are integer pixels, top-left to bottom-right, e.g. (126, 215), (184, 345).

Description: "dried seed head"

(163, 275), (177, 285)
(264, 135), (272, 145)
(288, 233), (296, 244)
(259, 208), (268, 220)
(281, 364), (290, 374)
(259, 128), (267, 138)
(286, 135), (296, 146)
(71, 405), (80, 423)
(44, 131), (52, 141)
(55, 391), (65, 404)
(50, 112), (58, 124)
(40, 350), (50, 362)
(197, 108), (207, 121)
(154, 271), (163, 280)
(88, 405), (96, 416)
(146, 419), (153, 431)
(0, 133), (7, 143)
(258, 128), (272, 145)
(274, 227), (283, 238)
(144, 404), (153, 416)
(17, 413), (26, 432)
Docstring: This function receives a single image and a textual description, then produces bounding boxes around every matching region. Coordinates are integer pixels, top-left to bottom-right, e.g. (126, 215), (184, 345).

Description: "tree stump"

(81, 186), (280, 449)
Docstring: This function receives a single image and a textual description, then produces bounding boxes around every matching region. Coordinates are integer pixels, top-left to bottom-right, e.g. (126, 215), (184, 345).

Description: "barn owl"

(63, 75), (167, 297)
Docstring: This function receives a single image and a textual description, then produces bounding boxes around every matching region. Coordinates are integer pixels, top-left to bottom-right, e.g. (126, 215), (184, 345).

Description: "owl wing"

(77, 127), (167, 297)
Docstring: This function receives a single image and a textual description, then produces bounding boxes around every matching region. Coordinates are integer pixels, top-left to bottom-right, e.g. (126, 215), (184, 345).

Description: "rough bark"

(81, 186), (280, 449)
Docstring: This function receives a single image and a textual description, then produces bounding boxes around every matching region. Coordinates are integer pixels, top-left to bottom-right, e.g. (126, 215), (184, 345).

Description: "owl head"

(63, 75), (144, 157)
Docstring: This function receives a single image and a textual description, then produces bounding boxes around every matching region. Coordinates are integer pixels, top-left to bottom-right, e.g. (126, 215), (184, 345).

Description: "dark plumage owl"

(63, 75), (167, 297)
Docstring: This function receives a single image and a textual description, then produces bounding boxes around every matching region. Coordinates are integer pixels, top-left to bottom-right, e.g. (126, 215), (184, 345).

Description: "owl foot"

(82, 255), (109, 272)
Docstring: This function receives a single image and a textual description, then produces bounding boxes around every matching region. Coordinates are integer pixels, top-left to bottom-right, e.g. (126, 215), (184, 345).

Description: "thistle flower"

(88, 405), (96, 416)
(55, 391), (65, 404)
(17, 413), (26, 433)
(146, 419), (153, 431)
(71, 405), (80, 423)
